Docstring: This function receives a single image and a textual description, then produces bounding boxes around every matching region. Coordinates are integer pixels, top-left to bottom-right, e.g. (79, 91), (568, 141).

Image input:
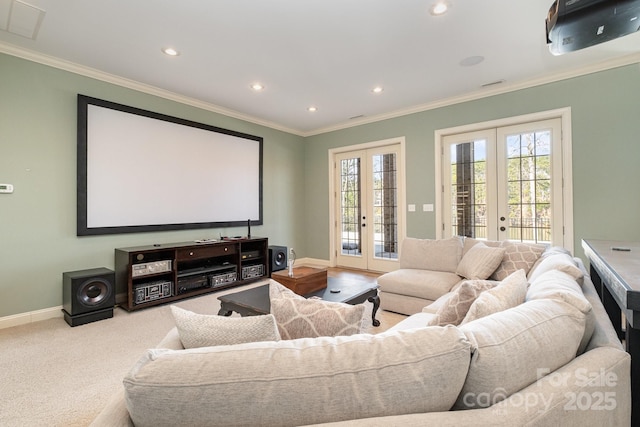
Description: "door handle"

(500, 226), (506, 231)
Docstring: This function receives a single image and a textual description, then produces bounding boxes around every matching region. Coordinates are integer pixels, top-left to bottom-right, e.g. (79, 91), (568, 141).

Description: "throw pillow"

(461, 269), (528, 324)
(170, 305), (281, 349)
(456, 242), (505, 280)
(269, 278), (303, 300)
(491, 241), (546, 280)
(427, 279), (497, 326)
(399, 236), (463, 273)
(269, 281), (365, 339)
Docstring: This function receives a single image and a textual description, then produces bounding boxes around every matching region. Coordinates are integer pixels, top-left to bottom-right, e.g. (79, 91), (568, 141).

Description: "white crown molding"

(0, 41), (304, 136)
(3, 41), (640, 138)
(303, 52), (640, 137)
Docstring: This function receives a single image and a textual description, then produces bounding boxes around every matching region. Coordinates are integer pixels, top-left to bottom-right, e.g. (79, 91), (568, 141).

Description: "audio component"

(210, 271), (237, 288)
(177, 275), (208, 294)
(241, 264), (265, 280)
(268, 246), (287, 273)
(62, 267), (115, 327)
(132, 260), (172, 277)
(241, 250), (261, 260)
(134, 280), (173, 305)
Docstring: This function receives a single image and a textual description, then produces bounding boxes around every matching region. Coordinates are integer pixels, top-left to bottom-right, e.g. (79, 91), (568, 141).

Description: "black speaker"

(268, 246), (288, 273)
(62, 267), (115, 327)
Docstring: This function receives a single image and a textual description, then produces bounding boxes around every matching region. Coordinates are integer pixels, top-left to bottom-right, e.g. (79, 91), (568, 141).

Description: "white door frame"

(328, 137), (407, 270)
(434, 108), (574, 253)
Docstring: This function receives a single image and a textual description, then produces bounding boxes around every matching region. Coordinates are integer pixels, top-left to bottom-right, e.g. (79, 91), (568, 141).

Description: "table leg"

(368, 294), (380, 327)
(218, 304), (233, 316)
(626, 322), (640, 426)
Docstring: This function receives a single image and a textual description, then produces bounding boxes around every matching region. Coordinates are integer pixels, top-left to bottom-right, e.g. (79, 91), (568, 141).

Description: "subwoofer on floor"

(268, 246), (288, 274)
(62, 267), (115, 327)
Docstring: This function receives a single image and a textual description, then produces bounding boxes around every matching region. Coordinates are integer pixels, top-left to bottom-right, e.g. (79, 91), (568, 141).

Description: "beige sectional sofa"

(91, 239), (631, 426)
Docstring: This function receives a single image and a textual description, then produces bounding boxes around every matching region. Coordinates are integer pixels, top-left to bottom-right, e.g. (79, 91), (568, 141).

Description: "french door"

(333, 143), (404, 272)
(441, 117), (568, 247)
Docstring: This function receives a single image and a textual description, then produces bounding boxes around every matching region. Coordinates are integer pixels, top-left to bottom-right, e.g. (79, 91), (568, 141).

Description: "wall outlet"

(0, 184), (14, 194)
(408, 204), (416, 212)
(423, 204), (434, 212)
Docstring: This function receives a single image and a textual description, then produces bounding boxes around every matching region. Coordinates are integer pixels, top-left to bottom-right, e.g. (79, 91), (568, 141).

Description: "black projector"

(546, 0), (640, 55)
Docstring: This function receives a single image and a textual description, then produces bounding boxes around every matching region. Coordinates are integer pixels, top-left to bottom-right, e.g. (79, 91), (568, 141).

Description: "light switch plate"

(423, 204), (434, 212)
(408, 204), (416, 212)
(0, 184), (14, 193)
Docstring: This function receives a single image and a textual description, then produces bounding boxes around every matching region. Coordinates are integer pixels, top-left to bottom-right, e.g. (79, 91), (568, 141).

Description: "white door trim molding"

(434, 107), (573, 252)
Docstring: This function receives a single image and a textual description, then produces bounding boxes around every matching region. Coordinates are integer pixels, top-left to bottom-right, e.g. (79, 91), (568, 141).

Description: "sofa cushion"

(377, 269), (462, 301)
(269, 280), (364, 339)
(123, 326), (471, 427)
(456, 242), (505, 280)
(170, 305), (280, 349)
(455, 298), (586, 409)
(526, 269), (595, 355)
(527, 251), (583, 283)
(399, 236), (463, 273)
(422, 291), (454, 314)
(427, 279), (497, 326)
(461, 269), (528, 324)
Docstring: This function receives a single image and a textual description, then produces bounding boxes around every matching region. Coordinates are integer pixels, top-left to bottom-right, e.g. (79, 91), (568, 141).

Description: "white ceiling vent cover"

(0, 0), (45, 40)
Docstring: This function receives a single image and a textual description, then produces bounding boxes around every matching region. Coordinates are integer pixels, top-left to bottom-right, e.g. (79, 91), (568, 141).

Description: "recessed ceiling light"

(307, 106), (317, 112)
(251, 83), (265, 91)
(372, 86), (384, 94)
(162, 47), (180, 56)
(430, 2), (449, 16)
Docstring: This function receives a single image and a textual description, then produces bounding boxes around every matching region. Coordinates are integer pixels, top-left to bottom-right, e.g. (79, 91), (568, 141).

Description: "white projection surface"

(82, 101), (261, 233)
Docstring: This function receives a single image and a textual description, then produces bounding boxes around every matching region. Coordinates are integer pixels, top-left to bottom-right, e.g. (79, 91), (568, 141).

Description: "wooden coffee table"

(218, 277), (380, 326)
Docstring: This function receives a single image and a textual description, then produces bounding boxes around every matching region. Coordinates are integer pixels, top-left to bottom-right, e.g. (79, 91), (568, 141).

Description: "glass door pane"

(372, 153), (398, 260)
(450, 139), (488, 238)
(340, 157), (362, 256)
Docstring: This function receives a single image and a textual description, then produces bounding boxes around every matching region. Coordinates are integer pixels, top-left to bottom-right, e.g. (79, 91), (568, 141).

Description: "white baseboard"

(0, 306), (63, 330)
(295, 257), (331, 268)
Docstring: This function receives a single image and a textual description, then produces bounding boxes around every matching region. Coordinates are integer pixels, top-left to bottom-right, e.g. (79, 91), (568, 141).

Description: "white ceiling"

(1, 0), (639, 136)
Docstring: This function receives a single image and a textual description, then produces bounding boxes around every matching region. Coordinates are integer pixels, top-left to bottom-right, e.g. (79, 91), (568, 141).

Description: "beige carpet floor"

(0, 280), (406, 427)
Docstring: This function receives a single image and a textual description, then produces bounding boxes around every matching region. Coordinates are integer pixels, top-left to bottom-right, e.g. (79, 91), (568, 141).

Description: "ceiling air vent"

(0, 0), (46, 40)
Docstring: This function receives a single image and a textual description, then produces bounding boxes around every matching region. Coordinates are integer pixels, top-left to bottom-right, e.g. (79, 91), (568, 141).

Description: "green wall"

(0, 53), (306, 317)
(303, 63), (640, 264)
(2, 51), (640, 319)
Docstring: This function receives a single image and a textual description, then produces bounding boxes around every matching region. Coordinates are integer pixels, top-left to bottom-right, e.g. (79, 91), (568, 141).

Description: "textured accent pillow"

(170, 306), (280, 349)
(461, 269), (528, 324)
(456, 242), (506, 280)
(491, 241), (546, 281)
(427, 279), (497, 326)
(269, 281), (365, 339)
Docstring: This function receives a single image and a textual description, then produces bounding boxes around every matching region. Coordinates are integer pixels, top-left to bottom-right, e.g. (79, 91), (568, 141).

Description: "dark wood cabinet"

(115, 237), (268, 310)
